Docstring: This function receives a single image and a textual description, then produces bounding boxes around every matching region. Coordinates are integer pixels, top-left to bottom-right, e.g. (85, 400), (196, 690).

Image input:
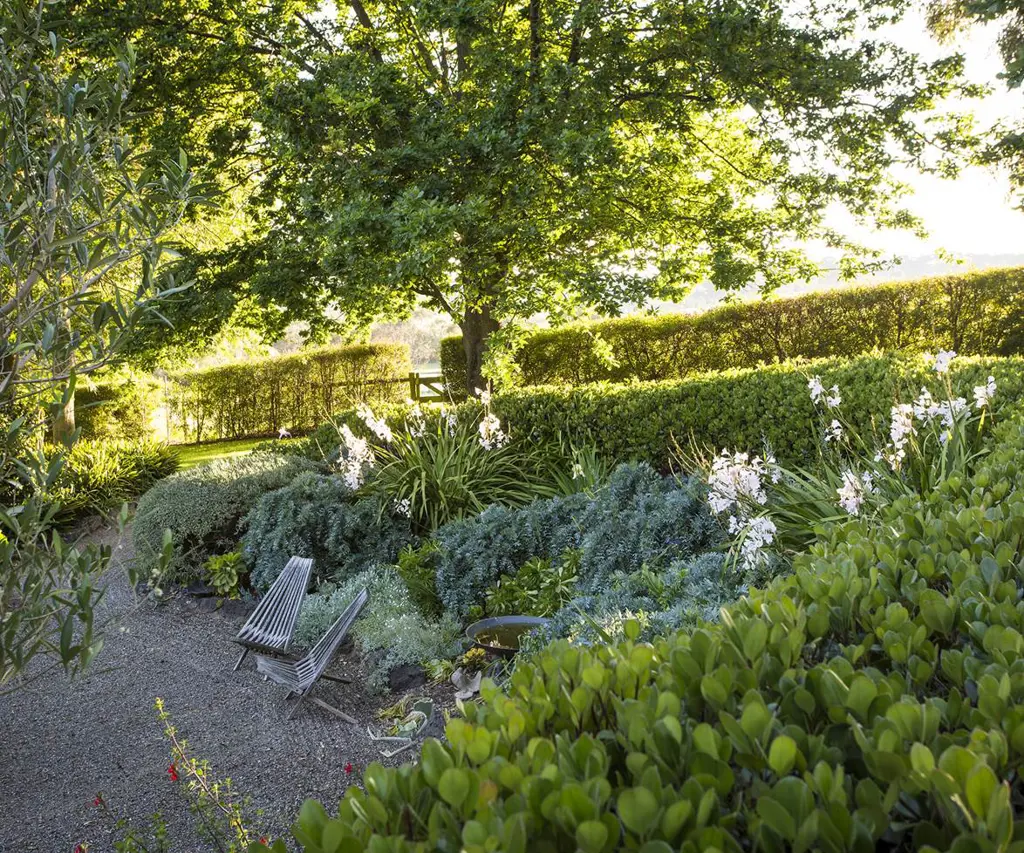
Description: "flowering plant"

(695, 350), (999, 565)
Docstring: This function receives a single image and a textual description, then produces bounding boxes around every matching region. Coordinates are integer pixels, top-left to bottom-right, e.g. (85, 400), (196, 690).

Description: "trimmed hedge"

(440, 267), (1024, 389)
(273, 397), (1024, 853)
(492, 353), (1024, 468)
(168, 343), (412, 442)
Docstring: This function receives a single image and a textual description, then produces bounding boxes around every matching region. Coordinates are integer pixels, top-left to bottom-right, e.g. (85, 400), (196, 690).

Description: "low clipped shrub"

(434, 462), (723, 618)
(494, 353), (1024, 469)
(241, 472), (414, 591)
(266, 404), (1024, 853)
(295, 567), (462, 692)
(132, 452), (320, 580)
(46, 439), (179, 520)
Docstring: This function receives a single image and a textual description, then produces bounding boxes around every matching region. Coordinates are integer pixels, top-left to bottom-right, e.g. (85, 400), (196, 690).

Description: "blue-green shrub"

(132, 452), (321, 580)
(241, 472), (414, 591)
(435, 462), (722, 617)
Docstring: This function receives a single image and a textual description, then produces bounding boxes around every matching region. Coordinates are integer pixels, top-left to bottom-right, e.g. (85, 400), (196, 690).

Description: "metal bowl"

(465, 615), (549, 658)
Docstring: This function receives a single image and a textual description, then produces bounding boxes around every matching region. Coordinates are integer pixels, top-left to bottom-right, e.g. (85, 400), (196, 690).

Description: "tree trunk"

(462, 304), (499, 395)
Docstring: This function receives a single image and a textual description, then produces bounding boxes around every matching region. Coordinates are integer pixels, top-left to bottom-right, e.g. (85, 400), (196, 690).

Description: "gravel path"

(0, 527), (441, 852)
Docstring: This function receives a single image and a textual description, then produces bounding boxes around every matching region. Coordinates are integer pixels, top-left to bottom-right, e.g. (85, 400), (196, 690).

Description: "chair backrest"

(295, 588), (368, 689)
(236, 556), (313, 652)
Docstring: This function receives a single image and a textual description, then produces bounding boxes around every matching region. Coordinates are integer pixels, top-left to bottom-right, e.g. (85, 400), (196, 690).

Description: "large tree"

(242, 0), (977, 388)
(59, 0), (980, 388)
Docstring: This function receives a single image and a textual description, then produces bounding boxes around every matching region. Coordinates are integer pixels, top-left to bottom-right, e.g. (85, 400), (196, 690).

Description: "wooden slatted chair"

(255, 588), (368, 722)
(232, 555), (313, 671)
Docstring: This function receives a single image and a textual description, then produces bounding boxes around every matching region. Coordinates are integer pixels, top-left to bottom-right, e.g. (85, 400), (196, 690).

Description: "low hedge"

(440, 267), (1024, 391)
(270, 396), (1024, 853)
(493, 353), (1024, 468)
(168, 342), (412, 443)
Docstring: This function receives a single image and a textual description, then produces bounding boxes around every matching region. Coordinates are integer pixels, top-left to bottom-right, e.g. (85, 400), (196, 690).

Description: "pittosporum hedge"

(492, 353), (1024, 469)
(441, 267), (1024, 392)
(263, 397), (1024, 853)
(168, 343), (412, 442)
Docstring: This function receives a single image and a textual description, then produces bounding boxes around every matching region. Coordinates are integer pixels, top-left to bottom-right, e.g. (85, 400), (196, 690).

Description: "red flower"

(167, 763), (179, 782)
(74, 845), (87, 853)
(344, 762), (353, 775)
(259, 838), (268, 845)
(92, 794), (103, 808)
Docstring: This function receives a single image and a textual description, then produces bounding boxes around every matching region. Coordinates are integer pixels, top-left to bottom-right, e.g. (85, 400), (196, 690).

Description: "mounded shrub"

(132, 452), (321, 580)
(295, 566), (461, 692)
(440, 266), (1024, 387)
(168, 342), (412, 443)
(274, 403), (1024, 853)
(493, 353), (1024, 469)
(241, 472), (415, 591)
(434, 462), (722, 618)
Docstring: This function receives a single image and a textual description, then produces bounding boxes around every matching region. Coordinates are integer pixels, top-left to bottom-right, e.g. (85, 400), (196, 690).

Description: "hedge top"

(441, 265), (1024, 394)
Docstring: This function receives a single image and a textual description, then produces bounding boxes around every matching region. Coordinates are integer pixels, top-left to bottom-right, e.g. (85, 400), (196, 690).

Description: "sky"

(831, 15), (1024, 261)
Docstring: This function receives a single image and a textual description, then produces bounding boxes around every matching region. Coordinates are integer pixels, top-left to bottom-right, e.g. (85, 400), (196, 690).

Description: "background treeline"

(81, 343), (411, 443)
(442, 266), (1024, 393)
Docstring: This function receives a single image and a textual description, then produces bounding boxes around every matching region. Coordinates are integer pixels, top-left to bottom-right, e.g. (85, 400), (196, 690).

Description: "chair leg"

(308, 696), (359, 725)
(233, 648), (248, 671)
(287, 694), (306, 720)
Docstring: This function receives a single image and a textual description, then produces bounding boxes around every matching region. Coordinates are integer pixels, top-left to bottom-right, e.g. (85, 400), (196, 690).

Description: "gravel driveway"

(0, 528), (434, 852)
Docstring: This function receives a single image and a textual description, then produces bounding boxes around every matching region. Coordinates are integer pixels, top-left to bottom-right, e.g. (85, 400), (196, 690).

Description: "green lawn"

(173, 437), (267, 469)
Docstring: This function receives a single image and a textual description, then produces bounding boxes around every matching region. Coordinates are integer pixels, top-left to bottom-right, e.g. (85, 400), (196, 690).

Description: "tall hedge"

(440, 267), (1024, 390)
(168, 343), (412, 442)
(492, 353), (1024, 468)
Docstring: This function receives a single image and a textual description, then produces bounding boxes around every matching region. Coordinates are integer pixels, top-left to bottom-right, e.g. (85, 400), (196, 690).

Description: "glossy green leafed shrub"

(267, 405), (1024, 853)
(132, 452), (320, 580)
(441, 267), (1024, 389)
(494, 353), (1024, 469)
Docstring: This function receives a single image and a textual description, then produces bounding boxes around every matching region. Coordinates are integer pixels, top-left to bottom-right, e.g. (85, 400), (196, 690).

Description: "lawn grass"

(173, 437), (266, 469)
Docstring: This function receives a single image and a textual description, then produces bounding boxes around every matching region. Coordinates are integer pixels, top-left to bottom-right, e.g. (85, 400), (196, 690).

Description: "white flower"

(974, 375), (997, 410)
(735, 515), (777, 570)
(825, 419), (843, 443)
(708, 449), (770, 514)
(357, 403), (393, 443)
(837, 469), (865, 515)
(393, 497), (411, 517)
(886, 403), (915, 467)
(825, 385), (842, 409)
(338, 424), (374, 489)
(476, 387), (492, 407)
(928, 349), (957, 375)
(478, 413), (508, 450)
(571, 462), (585, 480)
(764, 450), (781, 483)
(405, 403), (426, 438)
(808, 375), (825, 404)
(912, 387), (938, 423)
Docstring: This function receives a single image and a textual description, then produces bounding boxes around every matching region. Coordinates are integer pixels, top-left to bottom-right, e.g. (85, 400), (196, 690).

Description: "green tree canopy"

(60, 0), (981, 387)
